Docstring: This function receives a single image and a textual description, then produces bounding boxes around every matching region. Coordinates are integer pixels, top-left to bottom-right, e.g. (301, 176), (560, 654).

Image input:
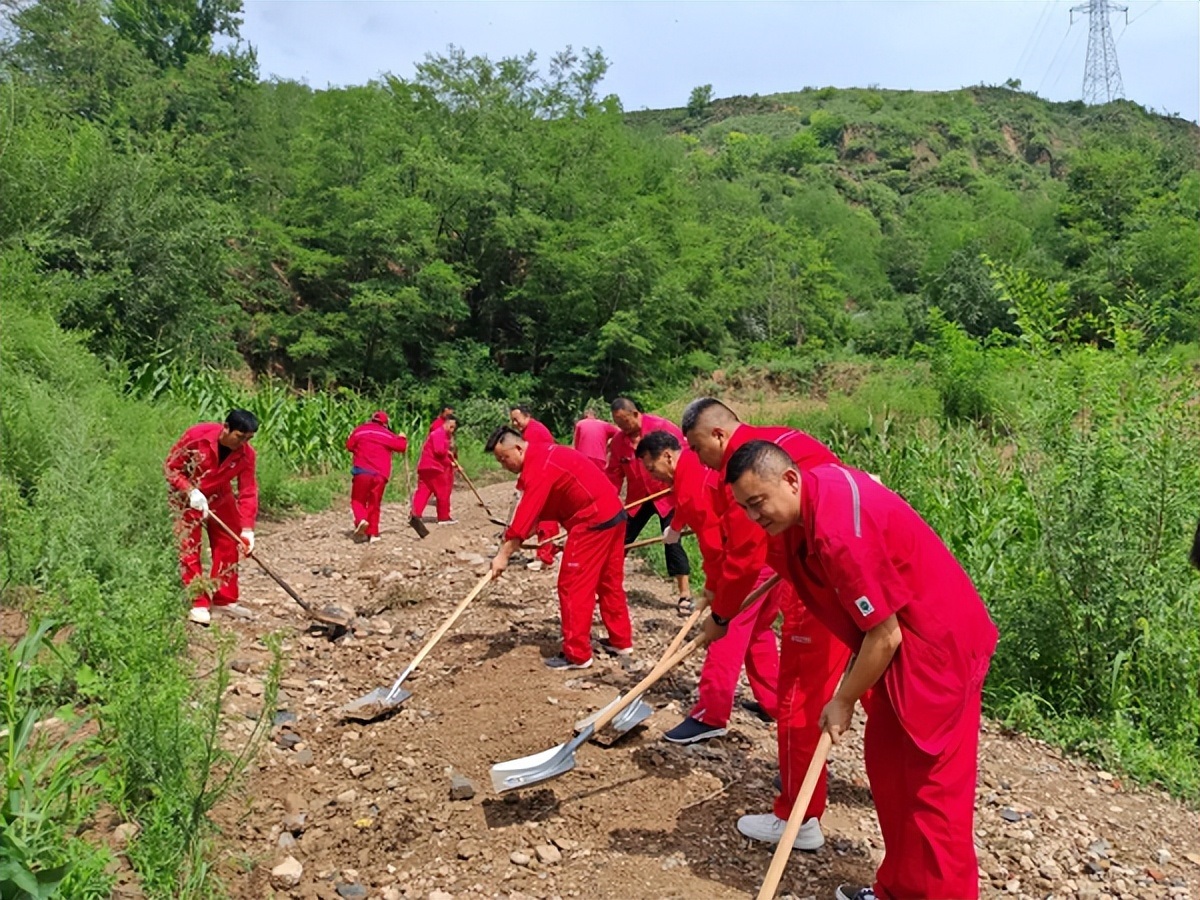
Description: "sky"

(240, 1), (1200, 123)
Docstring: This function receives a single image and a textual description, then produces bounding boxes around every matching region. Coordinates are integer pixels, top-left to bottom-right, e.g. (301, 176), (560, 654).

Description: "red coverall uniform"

(519, 418), (559, 565)
(572, 417), (619, 470)
(713, 425), (850, 824)
(768, 464), (998, 900)
(671, 449), (780, 728)
(608, 415), (690, 578)
(346, 421), (408, 537)
(164, 422), (258, 610)
(507, 442), (631, 664)
(413, 426), (453, 522)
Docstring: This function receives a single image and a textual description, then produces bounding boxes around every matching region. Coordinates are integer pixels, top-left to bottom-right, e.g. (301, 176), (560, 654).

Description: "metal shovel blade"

(339, 685), (413, 721)
(408, 514), (430, 539)
(574, 695), (653, 736)
(490, 725), (594, 794)
(313, 604), (356, 629)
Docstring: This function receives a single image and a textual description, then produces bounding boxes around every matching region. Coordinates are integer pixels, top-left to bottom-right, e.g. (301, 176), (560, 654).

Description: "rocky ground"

(183, 481), (1197, 900)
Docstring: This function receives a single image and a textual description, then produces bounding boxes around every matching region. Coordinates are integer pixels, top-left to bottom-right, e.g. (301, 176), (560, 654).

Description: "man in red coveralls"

(573, 408), (619, 470)
(509, 405), (559, 570)
(606, 398), (693, 614)
(164, 410), (259, 626)
(636, 430), (781, 745)
(682, 397), (849, 851)
(486, 426), (632, 670)
(411, 414), (457, 529)
(345, 411), (409, 543)
(726, 439), (998, 900)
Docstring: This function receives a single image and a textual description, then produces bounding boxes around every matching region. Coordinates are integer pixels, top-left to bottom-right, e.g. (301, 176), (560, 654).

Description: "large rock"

(449, 773), (476, 801)
(270, 856), (303, 889)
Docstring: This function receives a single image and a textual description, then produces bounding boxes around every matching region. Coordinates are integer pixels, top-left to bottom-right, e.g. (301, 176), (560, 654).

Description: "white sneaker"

(526, 560), (546, 571)
(368, 536), (380, 544)
(353, 519), (368, 538)
(736, 813), (824, 851)
(188, 606), (212, 625)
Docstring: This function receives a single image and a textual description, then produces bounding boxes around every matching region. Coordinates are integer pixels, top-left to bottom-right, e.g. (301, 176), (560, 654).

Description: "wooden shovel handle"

(592, 634), (707, 733)
(207, 511), (313, 613)
(756, 732), (834, 899)
(532, 488), (675, 548)
(405, 572), (493, 674)
(655, 574), (780, 675)
(454, 459), (492, 514)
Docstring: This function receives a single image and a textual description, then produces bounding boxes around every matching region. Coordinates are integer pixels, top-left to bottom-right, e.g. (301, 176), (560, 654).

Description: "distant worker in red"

(682, 397), (848, 851)
(164, 409), (259, 626)
(572, 408), (619, 470)
(345, 411), (409, 543)
(411, 414), (458, 531)
(727, 439), (999, 900)
(510, 404), (559, 570)
(487, 427), (632, 670)
(607, 397), (693, 614)
(636, 430), (780, 744)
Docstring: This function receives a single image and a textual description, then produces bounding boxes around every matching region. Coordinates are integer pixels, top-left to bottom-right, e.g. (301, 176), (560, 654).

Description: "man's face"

(510, 409), (529, 431)
(612, 408), (640, 437)
(730, 467), (802, 536)
(444, 420), (458, 436)
(638, 450), (676, 485)
(685, 425), (726, 470)
(219, 428), (255, 451)
(493, 441), (524, 474)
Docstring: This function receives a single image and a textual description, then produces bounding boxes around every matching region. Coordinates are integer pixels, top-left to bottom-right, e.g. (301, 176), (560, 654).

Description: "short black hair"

(485, 425), (522, 453)
(610, 397), (639, 414)
(635, 430), (681, 460)
(511, 404), (533, 416)
(443, 413), (457, 423)
(225, 409), (258, 433)
(725, 440), (793, 485)
(680, 397), (737, 436)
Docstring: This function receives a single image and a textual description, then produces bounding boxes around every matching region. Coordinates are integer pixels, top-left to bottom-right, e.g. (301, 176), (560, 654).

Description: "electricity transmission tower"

(1070, 0), (1128, 104)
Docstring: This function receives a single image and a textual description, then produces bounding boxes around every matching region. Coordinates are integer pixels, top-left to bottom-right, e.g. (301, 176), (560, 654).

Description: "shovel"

(529, 488), (675, 549)
(453, 459), (499, 522)
(490, 633), (708, 794)
(340, 571), (493, 721)
(573, 574), (779, 738)
(755, 732), (834, 899)
(207, 511), (355, 629)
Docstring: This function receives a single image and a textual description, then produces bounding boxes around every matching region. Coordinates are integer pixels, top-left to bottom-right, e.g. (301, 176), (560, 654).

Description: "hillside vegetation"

(0, 3), (1198, 897)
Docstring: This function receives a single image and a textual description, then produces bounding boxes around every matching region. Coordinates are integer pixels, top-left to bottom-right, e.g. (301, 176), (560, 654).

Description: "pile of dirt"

(180, 482), (1198, 899)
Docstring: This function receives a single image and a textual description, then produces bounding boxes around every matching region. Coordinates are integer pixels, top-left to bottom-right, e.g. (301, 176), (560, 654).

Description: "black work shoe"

(663, 716), (727, 744)
(543, 655), (593, 671)
(740, 699), (774, 722)
(773, 773), (782, 792)
(835, 886), (877, 900)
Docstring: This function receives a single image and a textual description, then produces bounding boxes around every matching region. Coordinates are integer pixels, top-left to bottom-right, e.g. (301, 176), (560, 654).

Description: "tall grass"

(0, 249), (283, 897)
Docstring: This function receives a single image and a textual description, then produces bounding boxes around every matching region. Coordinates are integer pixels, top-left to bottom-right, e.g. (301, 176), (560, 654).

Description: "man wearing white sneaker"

(486, 427), (632, 671)
(345, 410), (409, 542)
(165, 410), (259, 625)
(727, 441), (998, 900)
(682, 398), (850, 850)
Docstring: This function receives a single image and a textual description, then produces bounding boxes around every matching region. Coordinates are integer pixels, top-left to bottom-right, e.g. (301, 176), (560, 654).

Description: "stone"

(274, 731), (302, 750)
(335, 884), (367, 899)
(1000, 807), (1022, 823)
(294, 748), (315, 766)
(456, 839), (480, 859)
(428, 892), (454, 900)
(350, 764), (372, 777)
(282, 811), (307, 833)
(277, 832), (297, 850)
(1155, 849), (1171, 866)
(270, 856), (303, 889)
(509, 851), (531, 866)
(231, 658), (253, 673)
(449, 774), (476, 801)
(382, 890), (402, 900)
(336, 789), (358, 805)
(535, 844), (562, 865)
(1004, 879), (1020, 894)
(112, 822), (140, 847)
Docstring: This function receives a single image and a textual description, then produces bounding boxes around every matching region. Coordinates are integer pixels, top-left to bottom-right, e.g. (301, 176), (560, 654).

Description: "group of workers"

(163, 396), (999, 900)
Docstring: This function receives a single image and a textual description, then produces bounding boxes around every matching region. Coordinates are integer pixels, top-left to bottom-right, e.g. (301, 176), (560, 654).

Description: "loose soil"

(185, 482), (1197, 900)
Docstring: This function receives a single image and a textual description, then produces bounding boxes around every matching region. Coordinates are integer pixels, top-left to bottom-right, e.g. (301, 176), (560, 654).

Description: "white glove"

(240, 530), (255, 554)
(663, 526), (682, 544)
(187, 488), (209, 518)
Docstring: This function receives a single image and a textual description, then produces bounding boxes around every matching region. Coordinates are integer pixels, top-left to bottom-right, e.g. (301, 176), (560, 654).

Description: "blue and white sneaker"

(663, 716), (727, 744)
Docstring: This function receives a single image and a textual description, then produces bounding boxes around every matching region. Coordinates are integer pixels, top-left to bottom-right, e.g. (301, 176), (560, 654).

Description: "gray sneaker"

(543, 655), (593, 671)
(835, 886), (876, 900)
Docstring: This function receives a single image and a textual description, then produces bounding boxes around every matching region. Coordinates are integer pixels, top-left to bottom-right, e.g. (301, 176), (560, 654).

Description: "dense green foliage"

(1, 1), (1196, 431)
(0, 257), (282, 898)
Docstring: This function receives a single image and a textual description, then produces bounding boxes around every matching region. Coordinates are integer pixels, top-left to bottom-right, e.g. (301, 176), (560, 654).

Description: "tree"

(687, 84), (712, 117)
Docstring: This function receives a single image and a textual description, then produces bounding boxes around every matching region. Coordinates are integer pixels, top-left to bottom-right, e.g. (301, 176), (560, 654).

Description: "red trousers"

(774, 594), (851, 822)
(536, 520), (560, 565)
(412, 468), (451, 521)
(558, 522), (631, 664)
(864, 677), (986, 900)
(350, 473), (387, 537)
(691, 568), (781, 727)
(175, 499), (242, 609)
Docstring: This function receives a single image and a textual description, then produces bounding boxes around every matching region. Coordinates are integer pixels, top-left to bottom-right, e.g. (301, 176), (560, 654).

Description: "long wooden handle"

(207, 511), (313, 612)
(454, 459), (493, 514)
(533, 488), (679, 548)
(405, 572), (493, 674)
(592, 634), (707, 733)
(756, 732), (834, 899)
(624, 529), (694, 552)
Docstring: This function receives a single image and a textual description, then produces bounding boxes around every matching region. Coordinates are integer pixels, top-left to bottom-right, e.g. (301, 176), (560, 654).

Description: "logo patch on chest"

(854, 595), (875, 617)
